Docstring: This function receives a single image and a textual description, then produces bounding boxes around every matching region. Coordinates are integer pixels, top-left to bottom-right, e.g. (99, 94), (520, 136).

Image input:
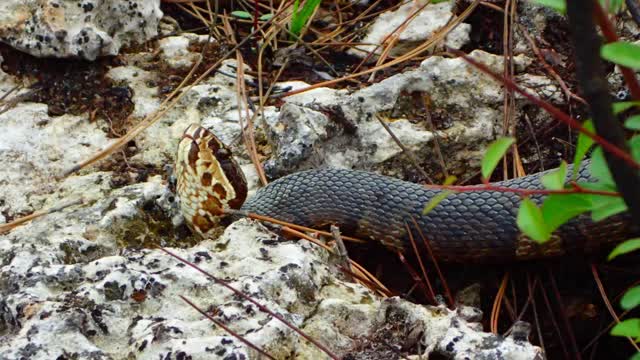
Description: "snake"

(175, 124), (634, 262)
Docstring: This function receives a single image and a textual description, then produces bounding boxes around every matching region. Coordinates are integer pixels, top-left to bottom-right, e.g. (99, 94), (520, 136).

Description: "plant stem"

(592, 1), (640, 99)
(566, 0), (640, 223)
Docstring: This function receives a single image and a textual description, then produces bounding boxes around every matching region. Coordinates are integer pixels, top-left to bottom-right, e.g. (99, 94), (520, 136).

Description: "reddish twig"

(538, 277), (571, 360)
(567, 0), (640, 226)
(426, 183), (620, 197)
(490, 272), (509, 334)
(548, 267), (582, 360)
(591, 263), (640, 352)
(338, 264), (396, 297)
(403, 221), (437, 305)
(528, 274), (546, 353)
(410, 217), (454, 308)
(179, 295), (276, 359)
(448, 48), (640, 170)
(593, 2), (640, 100)
(395, 249), (438, 304)
(159, 247), (341, 360)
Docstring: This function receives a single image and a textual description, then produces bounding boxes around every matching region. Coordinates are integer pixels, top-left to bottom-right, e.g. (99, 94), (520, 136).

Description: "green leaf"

(608, 238), (640, 260)
(443, 175), (457, 186)
(541, 161), (567, 190)
(590, 147), (615, 185)
(517, 198), (551, 243)
(481, 137), (515, 180)
(574, 181), (625, 221)
(532, 0), (566, 13)
(290, 0), (321, 37)
(625, 115), (640, 131)
(259, 13), (274, 21)
(630, 135), (640, 162)
(621, 286), (640, 311)
(611, 318), (640, 338)
(612, 101), (640, 114)
(423, 191), (453, 215)
(631, 352), (640, 360)
(601, 42), (640, 70)
(591, 194), (627, 221)
(573, 120), (595, 179)
(600, 0), (624, 12)
(541, 193), (592, 232)
(231, 10), (253, 19)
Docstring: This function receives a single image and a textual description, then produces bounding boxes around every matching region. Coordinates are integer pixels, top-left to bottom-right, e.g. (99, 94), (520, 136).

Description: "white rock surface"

(0, 0), (163, 59)
(0, 102), (110, 217)
(350, 0), (471, 59)
(0, 199), (543, 359)
(158, 34), (211, 71)
(0, 32), (546, 359)
(270, 50), (540, 179)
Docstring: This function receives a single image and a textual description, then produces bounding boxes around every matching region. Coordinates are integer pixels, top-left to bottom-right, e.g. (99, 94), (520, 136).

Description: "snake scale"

(176, 124), (634, 262)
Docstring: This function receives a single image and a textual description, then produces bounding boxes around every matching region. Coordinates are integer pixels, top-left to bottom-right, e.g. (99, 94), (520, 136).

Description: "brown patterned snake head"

(176, 124), (247, 238)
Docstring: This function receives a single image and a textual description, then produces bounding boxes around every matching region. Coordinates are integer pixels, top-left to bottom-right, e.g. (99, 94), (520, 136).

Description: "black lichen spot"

(91, 308), (109, 334)
(138, 339), (148, 351)
(278, 263), (300, 273)
(176, 351), (190, 360)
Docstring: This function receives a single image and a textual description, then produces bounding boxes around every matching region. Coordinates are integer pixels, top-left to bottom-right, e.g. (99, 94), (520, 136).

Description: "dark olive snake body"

(240, 161), (633, 262)
(176, 125), (634, 262)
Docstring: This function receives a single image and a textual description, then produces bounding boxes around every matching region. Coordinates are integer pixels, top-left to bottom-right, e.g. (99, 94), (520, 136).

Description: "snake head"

(176, 124), (248, 238)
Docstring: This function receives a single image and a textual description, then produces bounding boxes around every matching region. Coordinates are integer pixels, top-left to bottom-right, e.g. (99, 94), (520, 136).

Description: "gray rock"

(0, 102), (110, 218)
(0, 32), (546, 360)
(268, 50), (539, 180)
(349, 0), (470, 59)
(0, 0), (162, 59)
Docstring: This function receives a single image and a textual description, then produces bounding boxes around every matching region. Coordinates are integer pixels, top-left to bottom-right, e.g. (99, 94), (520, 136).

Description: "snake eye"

(216, 148), (231, 160)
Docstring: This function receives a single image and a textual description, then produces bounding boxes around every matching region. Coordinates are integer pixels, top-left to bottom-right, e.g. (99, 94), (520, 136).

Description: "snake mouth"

(176, 124), (248, 238)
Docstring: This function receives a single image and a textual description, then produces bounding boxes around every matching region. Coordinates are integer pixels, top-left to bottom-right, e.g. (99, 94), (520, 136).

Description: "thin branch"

(590, 264), (640, 352)
(179, 296), (276, 359)
(160, 247), (341, 360)
(593, 2), (640, 99)
(566, 0), (640, 223)
(548, 267), (582, 360)
(448, 48), (640, 171)
(426, 183), (620, 197)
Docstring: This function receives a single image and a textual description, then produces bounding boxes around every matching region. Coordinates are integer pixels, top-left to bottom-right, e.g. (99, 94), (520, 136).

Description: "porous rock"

(349, 0), (471, 59)
(0, 32), (546, 359)
(0, 0), (162, 60)
(0, 102), (110, 218)
(0, 193), (543, 359)
(267, 50), (544, 180)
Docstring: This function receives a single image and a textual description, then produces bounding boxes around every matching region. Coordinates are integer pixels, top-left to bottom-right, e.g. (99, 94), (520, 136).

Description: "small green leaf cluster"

(231, 10), (274, 21)
(609, 237), (640, 352)
(290, 0), (322, 38)
(482, 110), (640, 352)
(511, 1), (640, 355)
(530, 0), (625, 14)
(513, 100), (640, 243)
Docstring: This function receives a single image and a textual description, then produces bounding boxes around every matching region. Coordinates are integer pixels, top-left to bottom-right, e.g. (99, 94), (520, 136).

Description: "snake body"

(176, 125), (633, 262)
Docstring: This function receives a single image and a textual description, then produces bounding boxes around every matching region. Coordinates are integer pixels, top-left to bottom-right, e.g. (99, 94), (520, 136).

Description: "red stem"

(593, 2), (640, 100)
(427, 184), (620, 198)
(160, 248), (341, 360)
(449, 49), (640, 170)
